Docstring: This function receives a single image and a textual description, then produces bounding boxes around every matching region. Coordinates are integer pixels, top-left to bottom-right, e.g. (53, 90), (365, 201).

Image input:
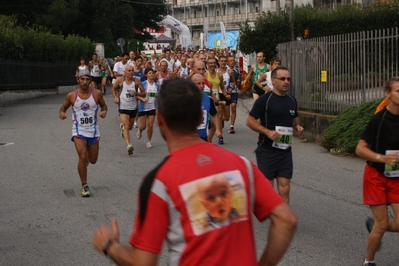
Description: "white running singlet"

(119, 80), (137, 110)
(72, 89), (100, 138)
(140, 81), (158, 112)
(90, 62), (101, 77)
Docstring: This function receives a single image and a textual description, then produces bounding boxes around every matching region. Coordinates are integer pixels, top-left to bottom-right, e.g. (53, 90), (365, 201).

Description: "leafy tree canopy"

(1, 0), (169, 55)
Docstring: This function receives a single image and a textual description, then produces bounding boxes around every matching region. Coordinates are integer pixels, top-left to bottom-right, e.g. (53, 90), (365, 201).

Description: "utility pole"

(286, 0), (294, 41)
(276, 0), (280, 15)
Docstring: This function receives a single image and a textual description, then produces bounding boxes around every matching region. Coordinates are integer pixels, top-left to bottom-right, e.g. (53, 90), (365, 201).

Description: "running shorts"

(71, 135), (100, 146)
(219, 94), (231, 106)
(119, 109), (137, 118)
(255, 146), (293, 181)
(138, 110), (156, 117)
(252, 84), (265, 96)
(91, 76), (102, 84)
(363, 164), (399, 205)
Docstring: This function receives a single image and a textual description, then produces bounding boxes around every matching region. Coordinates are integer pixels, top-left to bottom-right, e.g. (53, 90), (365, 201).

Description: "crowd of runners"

(63, 47), (399, 266)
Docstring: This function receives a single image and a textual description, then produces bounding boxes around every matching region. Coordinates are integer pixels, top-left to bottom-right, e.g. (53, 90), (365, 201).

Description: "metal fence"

(278, 27), (399, 113)
(0, 61), (77, 91)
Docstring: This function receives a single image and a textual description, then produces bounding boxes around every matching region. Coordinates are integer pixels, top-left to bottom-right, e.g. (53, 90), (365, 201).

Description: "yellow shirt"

(206, 72), (221, 100)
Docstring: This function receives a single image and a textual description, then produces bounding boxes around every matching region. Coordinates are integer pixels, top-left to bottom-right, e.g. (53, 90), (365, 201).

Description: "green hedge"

(239, 2), (399, 60)
(0, 15), (95, 62)
(320, 99), (382, 155)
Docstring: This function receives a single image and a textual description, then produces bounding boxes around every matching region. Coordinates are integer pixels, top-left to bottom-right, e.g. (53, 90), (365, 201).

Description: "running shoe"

(133, 122), (138, 128)
(362, 262), (376, 266)
(120, 123), (124, 138)
(146, 142), (153, 148)
(229, 126), (235, 134)
(365, 217), (381, 251)
(136, 129), (142, 140)
(81, 184), (91, 197)
(127, 144), (134, 155)
(218, 137), (224, 145)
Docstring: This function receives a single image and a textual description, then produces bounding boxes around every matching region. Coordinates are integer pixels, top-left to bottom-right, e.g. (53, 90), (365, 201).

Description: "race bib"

(78, 113), (94, 128)
(197, 110), (208, 130)
(384, 150), (399, 178)
(272, 126), (293, 150)
(212, 89), (219, 100)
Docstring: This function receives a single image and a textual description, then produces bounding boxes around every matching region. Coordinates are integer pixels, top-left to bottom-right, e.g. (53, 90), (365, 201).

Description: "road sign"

(116, 38), (126, 53)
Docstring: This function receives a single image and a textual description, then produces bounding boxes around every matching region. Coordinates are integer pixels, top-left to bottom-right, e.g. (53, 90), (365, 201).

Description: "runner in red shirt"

(93, 78), (297, 266)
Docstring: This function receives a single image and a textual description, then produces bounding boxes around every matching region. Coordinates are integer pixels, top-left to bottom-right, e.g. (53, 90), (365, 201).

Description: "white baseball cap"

(78, 69), (91, 78)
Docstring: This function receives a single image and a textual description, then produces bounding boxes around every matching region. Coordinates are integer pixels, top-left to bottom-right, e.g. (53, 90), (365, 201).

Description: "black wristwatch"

(102, 239), (114, 257)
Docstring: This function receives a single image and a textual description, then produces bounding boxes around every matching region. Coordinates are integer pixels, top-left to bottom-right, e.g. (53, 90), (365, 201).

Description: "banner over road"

(160, 15), (192, 48)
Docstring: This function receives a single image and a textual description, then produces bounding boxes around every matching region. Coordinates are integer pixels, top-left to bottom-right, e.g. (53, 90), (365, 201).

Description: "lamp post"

(276, 0), (280, 15)
(287, 0), (294, 41)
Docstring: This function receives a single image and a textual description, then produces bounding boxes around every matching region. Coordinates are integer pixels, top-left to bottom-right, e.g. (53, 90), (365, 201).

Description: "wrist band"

(102, 239), (114, 257)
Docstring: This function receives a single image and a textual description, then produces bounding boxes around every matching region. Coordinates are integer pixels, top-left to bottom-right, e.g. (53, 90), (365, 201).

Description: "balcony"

(177, 12), (259, 28)
(171, 0), (243, 8)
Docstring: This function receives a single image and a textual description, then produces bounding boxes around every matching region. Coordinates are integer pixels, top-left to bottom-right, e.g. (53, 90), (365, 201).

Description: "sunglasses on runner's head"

(273, 77), (291, 81)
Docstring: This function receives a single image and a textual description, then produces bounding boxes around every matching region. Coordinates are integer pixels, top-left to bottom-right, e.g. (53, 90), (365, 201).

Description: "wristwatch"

(102, 239), (114, 257)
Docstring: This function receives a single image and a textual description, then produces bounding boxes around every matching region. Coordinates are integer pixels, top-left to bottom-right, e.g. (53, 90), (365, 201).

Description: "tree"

(239, 11), (291, 60)
(1, 0), (169, 56)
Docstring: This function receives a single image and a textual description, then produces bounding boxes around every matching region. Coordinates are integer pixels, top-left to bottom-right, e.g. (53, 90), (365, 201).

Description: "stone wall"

(0, 86), (76, 105)
(298, 111), (337, 143)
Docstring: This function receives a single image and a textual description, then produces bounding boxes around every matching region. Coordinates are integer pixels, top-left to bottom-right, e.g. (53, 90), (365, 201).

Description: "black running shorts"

(255, 146), (293, 181)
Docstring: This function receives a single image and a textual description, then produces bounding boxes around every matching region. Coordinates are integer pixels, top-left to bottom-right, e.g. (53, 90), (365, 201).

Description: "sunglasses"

(273, 77), (291, 81)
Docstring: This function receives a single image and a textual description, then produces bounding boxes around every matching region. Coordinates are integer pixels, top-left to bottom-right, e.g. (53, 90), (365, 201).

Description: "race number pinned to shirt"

(272, 126), (293, 150)
(212, 89), (219, 100)
(384, 150), (399, 178)
(197, 110), (208, 130)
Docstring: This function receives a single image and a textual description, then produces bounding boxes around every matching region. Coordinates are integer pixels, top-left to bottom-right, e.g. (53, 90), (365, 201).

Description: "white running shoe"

(136, 130), (142, 140)
(120, 123), (124, 138)
(146, 142), (153, 148)
(127, 144), (134, 155)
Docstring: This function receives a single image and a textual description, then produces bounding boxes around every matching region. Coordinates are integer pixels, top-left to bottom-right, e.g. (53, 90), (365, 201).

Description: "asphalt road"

(1, 91), (398, 266)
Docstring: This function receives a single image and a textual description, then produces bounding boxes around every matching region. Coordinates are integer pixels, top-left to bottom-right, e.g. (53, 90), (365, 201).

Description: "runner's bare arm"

(246, 115), (279, 141)
(293, 117), (303, 135)
(112, 80), (122, 103)
(95, 90), (108, 118)
(218, 73), (230, 99)
(256, 73), (266, 88)
(258, 203), (297, 266)
(243, 65), (255, 84)
(356, 139), (399, 166)
(228, 69), (236, 93)
(136, 79), (147, 97)
(59, 92), (73, 119)
(93, 219), (158, 266)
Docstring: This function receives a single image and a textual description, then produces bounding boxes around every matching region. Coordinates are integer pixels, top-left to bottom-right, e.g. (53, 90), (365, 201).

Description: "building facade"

(166, 0), (313, 48)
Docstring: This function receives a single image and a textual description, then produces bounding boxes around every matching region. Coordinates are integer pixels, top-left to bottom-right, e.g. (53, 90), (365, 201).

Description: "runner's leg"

(366, 205), (389, 262)
(73, 137), (89, 185)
